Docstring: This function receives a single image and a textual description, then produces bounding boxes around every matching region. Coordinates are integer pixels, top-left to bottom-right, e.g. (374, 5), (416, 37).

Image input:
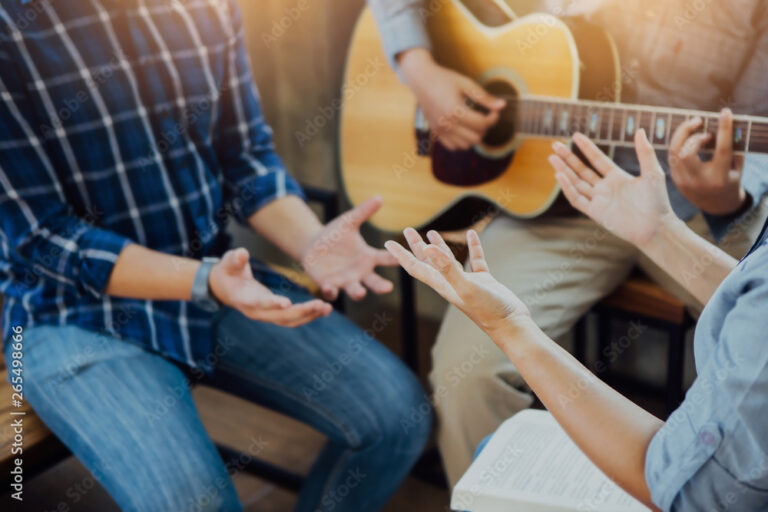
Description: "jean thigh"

(10, 326), (240, 512)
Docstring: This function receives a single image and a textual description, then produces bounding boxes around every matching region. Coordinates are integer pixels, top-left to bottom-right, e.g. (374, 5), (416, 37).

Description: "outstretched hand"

(385, 229), (529, 337)
(210, 248), (332, 327)
(548, 130), (676, 248)
(301, 196), (397, 301)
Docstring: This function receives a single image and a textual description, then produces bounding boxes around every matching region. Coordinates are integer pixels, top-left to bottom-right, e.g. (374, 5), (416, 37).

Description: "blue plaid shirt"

(0, 0), (303, 368)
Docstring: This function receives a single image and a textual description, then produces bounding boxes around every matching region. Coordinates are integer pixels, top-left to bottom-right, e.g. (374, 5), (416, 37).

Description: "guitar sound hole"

(481, 80), (518, 148)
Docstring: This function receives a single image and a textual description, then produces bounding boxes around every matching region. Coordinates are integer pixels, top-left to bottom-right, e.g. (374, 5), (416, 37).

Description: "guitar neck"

(517, 97), (768, 155)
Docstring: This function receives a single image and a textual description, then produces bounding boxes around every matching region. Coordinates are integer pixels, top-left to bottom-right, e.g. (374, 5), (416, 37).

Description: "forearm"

(640, 216), (737, 305)
(106, 244), (200, 301)
(247, 195), (323, 262)
(397, 47), (436, 87)
(492, 318), (663, 510)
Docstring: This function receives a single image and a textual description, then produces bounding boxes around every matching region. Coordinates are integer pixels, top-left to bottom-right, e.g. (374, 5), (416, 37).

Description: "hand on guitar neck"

(549, 130), (737, 306)
(397, 48), (506, 151)
(668, 108), (748, 216)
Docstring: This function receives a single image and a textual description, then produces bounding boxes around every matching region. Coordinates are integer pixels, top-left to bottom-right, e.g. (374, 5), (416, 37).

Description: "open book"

(451, 410), (651, 512)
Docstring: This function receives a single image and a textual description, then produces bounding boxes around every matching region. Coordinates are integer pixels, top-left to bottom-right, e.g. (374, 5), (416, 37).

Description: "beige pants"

(430, 199), (768, 488)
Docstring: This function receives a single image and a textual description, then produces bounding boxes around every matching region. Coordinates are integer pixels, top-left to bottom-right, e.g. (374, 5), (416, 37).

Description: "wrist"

(638, 213), (687, 257)
(487, 314), (545, 358)
(703, 187), (750, 217)
(191, 257), (222, 312)
(398, 48), (437, 87)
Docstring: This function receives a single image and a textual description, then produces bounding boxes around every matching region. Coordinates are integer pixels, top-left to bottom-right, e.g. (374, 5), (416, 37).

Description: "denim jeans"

(10, 285), (432, 511)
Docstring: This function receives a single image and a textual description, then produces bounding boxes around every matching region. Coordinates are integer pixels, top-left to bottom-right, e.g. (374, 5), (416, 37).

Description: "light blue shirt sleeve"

(365, 0), (431, 67)
(644, 236), (768, 511)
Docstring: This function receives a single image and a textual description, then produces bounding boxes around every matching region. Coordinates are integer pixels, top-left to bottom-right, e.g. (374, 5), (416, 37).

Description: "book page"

(452, 410), (650, 512)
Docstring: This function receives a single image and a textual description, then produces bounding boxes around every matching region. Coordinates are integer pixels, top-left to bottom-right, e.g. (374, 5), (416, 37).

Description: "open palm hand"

(549, 130), (675, 247)
(385, 229), (529, 337)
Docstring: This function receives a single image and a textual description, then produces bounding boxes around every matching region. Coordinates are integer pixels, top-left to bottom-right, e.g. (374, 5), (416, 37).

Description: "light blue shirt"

(645, 216), (768, 511)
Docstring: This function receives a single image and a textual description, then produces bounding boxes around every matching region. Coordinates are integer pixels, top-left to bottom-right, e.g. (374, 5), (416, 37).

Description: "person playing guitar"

(367, 0), (768, 489)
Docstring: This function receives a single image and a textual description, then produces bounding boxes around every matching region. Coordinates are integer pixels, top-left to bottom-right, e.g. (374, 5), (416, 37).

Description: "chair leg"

(400, 268), (419, 373)
(574, 315), (588, 364)
(666, 323), (686, 416)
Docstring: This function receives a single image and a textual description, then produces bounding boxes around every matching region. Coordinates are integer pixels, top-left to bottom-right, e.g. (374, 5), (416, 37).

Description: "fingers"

(321, 285), (339, 302)
(403, 227), (430, 261)
(344, 281), (367, 301)
(459, 108), (498, 135)
(254, 300), (332, 328)
(548, 154), (594, 200)
(551, 141), (601, 186)
(571, 133), (616, 176)
(466, 230), (489, 272)
(426, 230), (452, 255)
(460, 77), (506, 112)
(221, 247), (250, 273)
(679, 132), (711, 160)
(669, 116), (702, 156)
(344, 195), (383, 229)
(713, 108), (734, 168)
(362, 272), (393, 294)
(423, 245), (464, 286)
(437, 123), (482, 150)
(669, 117), (705, 173)
(550, 157), (591, 214)
(384, 240), (440, 286)
(233, 283), (292, 310)
(634, 129), (665, 178)
(373, 247), (398, 267)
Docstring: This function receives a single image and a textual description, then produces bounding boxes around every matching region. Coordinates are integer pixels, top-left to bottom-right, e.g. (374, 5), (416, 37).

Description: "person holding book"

(385, 128), (768, 511)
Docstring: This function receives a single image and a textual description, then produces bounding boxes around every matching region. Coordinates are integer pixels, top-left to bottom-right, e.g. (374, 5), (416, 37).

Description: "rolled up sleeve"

(214, 0), (304, 225)
(645, 252), (768, 511)
(366, 0), (431, 67)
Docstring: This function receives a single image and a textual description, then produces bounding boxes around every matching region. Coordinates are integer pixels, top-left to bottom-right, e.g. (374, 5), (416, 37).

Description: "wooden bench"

(0, 364), (70, 481)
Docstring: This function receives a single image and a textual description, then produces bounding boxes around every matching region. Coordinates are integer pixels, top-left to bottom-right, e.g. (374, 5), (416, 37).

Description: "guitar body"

(340, 0), (621, 232)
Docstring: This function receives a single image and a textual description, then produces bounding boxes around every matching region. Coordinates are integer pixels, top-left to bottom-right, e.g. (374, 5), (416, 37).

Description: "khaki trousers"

(430, 198), (768, 488)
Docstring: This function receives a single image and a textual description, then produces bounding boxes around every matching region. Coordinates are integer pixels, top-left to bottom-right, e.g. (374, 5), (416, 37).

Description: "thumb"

(461, 77), (505, 111)
(635, 129), (664, 178)
(345, 195), (383, 228)
(222, 247), (250, 274)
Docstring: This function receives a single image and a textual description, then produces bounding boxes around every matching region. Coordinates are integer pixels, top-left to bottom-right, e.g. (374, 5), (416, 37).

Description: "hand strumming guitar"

(398, 48), (505, 151)
(668, 108), (748, 215)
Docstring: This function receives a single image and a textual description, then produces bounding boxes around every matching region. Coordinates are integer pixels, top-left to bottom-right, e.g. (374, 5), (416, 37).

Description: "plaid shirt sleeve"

(214, 0), (304, 226)
(0, 45), (132, 298)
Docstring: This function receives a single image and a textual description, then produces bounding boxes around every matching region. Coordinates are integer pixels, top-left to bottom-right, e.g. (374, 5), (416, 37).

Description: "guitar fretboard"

(516, 97), (768, 154)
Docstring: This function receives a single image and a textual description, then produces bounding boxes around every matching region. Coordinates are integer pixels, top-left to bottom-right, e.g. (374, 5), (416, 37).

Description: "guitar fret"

(607, 107), (615, 143)
(517, 99), (765, 157)
(703, 115), (717, 151)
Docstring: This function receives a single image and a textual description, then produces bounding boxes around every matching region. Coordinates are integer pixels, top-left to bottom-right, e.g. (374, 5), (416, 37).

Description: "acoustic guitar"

(339, 0), (768, 233)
